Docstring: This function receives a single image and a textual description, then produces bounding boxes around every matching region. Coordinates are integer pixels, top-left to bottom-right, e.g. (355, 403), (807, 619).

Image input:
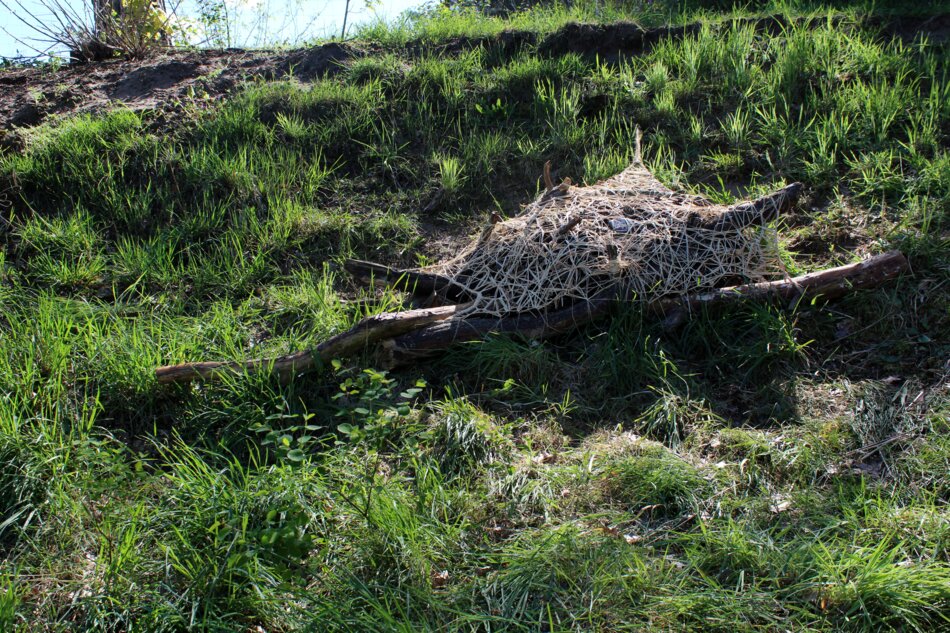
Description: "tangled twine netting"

(421, 158), (785, 318)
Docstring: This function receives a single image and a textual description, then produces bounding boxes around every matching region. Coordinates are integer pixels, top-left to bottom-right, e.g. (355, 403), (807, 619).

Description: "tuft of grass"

(435, 153), (466, 197)
(428, 395), (508, 477)
(801, 537), (950, 631)
(600, 442), (708, 517)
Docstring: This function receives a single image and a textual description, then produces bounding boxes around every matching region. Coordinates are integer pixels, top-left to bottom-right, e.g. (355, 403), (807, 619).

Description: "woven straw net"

(423, 161), (782, 317)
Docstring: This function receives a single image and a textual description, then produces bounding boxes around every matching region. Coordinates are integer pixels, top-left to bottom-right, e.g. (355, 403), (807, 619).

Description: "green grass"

(0, 1), (948, 630)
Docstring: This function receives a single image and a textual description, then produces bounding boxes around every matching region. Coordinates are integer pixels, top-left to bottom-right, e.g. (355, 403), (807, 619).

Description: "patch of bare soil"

(536, 12), (950, 59)
(1, 12), (945, 136)
(538, 21), (699, 57)
(404, 12), (948, 65)
(0, 42), (358, 135)
(872, 12), (950, 44)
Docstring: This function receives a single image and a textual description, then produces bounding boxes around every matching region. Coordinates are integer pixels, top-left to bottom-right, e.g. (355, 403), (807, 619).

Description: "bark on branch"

(154, 303), (465, 384)
(651, 250), (909, 328)
(690, 183), (803, 232)
(379, 292), (618, 367)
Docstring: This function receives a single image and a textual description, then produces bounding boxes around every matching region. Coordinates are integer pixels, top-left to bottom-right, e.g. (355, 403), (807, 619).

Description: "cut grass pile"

(0, 0), (948, 630)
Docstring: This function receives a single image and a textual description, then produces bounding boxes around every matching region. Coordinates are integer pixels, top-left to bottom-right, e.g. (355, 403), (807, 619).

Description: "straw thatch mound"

(423, 158), (801, 317)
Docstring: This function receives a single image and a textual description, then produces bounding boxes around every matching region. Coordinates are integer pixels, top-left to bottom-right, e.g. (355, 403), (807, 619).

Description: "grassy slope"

(0, 1), (948, 630)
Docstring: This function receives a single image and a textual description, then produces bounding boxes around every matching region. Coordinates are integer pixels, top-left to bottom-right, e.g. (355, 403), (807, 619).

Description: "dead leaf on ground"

(770, 495), (792, 513)
(431, 569), (450, 588)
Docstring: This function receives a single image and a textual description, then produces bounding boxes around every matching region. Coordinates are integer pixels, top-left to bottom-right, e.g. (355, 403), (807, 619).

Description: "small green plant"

(583, 148), (630, 183)
(252, 410), (325, 465)
(0, 569), (20, 629)
(158, 441), (321, 623)
(436, 154), (466, 196)
(428, 395), (506, 477)
(356, 123), (410, 186)
(332, 366), (424, 443)
(460, 129), (510, 179)
(474, 96), (511, 121)
(721, 107), (751, 150)
(686, 520), (777, 585)
(806, 537), (950, 630)
(332, 364), (425, 519)
(653, 88), (677, 117)
(644, 61), (669, 95)
(635, 389), (722, 447)
(846, 379), (926, 449)
(274, 112), (310, 142)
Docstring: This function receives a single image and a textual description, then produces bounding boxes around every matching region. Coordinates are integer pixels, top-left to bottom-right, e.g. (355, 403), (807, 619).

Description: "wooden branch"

(382, 251), (909, 366)
(153, 350), (315, 385)
(154, 304), (466, 384)
(652, 250), (909, 328)
(153, 251), (909, 381)
(343, 259), (468, 301)
(691, 183), (803, 232)
(555, 215), (583, 238)
(380, 292), (618, 367)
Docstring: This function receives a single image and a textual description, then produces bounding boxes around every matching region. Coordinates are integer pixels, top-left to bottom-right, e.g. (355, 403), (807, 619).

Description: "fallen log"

(379, 292), (618, 367)
(154, 303), (465, 384)
(652, 250), (909, 329)
(153, 251), (909, 382)
(381, 251), (910, 366)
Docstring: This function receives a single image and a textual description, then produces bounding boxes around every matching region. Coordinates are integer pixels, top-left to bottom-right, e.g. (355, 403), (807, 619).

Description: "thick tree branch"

(382, 251), (909, 366)
(154, 303), (465, 384)
(651, 250), (909, 328)
(691, 183), (803, 232)
(379, 291), (618, 367)
(154, 251), (909, 381)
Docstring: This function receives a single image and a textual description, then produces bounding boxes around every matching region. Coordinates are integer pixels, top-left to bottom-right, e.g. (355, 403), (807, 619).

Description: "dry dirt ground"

(2, 12), (946, 139)
(0, 42), (358, 138)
